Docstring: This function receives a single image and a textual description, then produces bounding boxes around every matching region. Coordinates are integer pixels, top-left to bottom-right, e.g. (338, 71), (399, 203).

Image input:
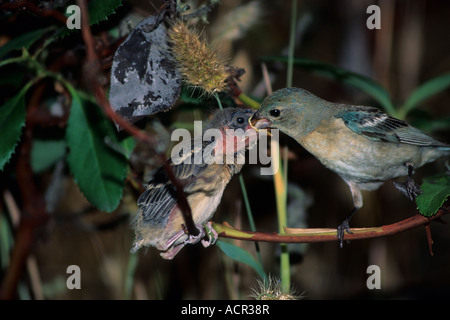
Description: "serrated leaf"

(65, 85), (127, 212)
(261, 56), (396, 116)
(0, 81), (33, 170)
(416, 174), (450, 217)
(88, 0), (123, 26)
(216, 240), (267, 280)
(109, 13), (181, 124)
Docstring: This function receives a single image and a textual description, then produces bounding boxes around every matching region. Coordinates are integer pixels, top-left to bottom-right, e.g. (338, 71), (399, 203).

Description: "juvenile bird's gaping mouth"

(249, 111), (273, 132)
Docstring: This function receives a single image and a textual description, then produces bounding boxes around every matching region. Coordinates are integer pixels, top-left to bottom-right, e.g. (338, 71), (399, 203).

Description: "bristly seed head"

(250, 276), (304, 300)
(167, 20), (229, 95)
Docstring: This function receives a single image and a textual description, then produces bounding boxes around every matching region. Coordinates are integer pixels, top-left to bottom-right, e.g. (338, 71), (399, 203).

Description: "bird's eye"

(236, 117), (245, 124)
(269, 109), (281, 118)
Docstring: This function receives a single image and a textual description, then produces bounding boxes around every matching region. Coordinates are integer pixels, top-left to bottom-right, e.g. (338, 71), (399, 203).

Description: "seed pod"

(168, 20), (229, 95)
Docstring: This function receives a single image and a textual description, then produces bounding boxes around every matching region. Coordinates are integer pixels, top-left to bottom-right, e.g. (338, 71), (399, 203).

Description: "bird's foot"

(201, 221), (218, 248)
(183, 224), (206, 245)
(393, 162), (423, 201)
(158, 223), (218, 259)
(337, 219), (353, 248)
(393, 178), (422, 201)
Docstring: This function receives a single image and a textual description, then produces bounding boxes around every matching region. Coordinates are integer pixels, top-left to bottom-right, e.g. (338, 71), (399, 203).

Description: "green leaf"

(31, 139), (66, 173)
(119, 136), (137, 159)
(0, 27), (53, 59)
(399, 73), (450, 119)
(0, 212), (15, 269)
(88, 0), (123, 26)
(0, 81), (33, 170)
(65, 85), (127, 212)
(216, 240), (267, 280)
(416, 174), (450, 217)
(410, 115), (450, 132)
(261, 56), (396, 116)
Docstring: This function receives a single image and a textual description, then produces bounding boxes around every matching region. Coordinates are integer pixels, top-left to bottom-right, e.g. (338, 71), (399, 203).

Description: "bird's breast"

(297, 118), (424, 183)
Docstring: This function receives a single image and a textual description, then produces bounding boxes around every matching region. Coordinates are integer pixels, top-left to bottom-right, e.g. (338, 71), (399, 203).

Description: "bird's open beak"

(249, 111), (273, 132)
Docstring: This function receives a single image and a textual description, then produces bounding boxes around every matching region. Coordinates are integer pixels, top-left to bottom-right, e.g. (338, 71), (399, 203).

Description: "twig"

(0, 83), (49, 299)
(213, 207), (449, 244)
(425, 224), (434, 256)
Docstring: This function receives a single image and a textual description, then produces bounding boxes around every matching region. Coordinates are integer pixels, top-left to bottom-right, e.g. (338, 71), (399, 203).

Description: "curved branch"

(213, 206), (449, 244)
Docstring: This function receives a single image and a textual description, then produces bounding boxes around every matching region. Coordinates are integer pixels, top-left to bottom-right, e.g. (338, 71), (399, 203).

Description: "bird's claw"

(393, 178), (422, 201)
(183, 225), (206, 245)
(201, 221), (218, 248)
(337, 219), (353, 248)
(183, 222), (218, 247)
(158, 223), (218, 259)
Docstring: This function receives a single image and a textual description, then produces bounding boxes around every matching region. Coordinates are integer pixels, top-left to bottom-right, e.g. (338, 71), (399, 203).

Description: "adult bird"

(251, 87), (450, 247)
(131, 107), (258, 259)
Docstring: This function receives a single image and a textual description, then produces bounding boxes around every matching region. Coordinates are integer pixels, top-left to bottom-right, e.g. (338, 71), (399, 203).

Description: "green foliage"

(416, 174), (450, 217)
(31, 139), (66, 173)
(87, 0), (123, 26)
(216, 240), (267, 280)
(65, 85), (128, 213)
(262, 56), (395, 116)
(0, 81), (32, 170)
(399, 73), (450, 119)
(0, 0), (127, 213)
(0, 27), (54, 59)
(0, 212), (14, 269)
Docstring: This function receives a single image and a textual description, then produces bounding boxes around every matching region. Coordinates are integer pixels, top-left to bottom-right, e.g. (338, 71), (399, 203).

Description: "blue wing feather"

(335, 106), (449, 148)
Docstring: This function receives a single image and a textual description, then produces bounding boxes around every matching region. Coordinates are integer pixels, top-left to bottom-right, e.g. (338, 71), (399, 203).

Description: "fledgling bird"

(131, 108), (258, 259)
(251, 87), (450, 247)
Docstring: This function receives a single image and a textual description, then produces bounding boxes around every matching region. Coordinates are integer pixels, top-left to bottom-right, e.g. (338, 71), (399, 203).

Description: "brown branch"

(0, 82), (49, 299)
(0, 1), (68, 24)
(213, 206), (449, 245)
(76, 0), (199, 237)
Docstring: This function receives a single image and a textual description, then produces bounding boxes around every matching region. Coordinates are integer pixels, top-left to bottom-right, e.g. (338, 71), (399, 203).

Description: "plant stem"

(239, 175), (264, 268)
(287, 0), (298, 88)
(276, 0), (298, 293)
(214, 93), (224, 110)
(271, 139), (290, 292)
(237, 93), (261, 109)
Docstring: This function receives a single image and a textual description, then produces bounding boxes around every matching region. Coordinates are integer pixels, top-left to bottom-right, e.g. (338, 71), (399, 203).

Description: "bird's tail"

(438, 146), (450, 154)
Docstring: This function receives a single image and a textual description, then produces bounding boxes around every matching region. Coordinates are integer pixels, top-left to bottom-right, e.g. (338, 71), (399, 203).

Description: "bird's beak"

(249, 111), (273, 132)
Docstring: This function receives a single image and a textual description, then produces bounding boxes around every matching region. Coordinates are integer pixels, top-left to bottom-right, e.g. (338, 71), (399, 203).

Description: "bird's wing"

(335, 106), (449, 147)
(137, 159), (208, 226)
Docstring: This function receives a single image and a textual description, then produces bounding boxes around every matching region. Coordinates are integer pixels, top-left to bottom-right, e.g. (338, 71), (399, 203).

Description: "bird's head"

(250, 88), (327, 138)
(205, 107), (259, 158)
